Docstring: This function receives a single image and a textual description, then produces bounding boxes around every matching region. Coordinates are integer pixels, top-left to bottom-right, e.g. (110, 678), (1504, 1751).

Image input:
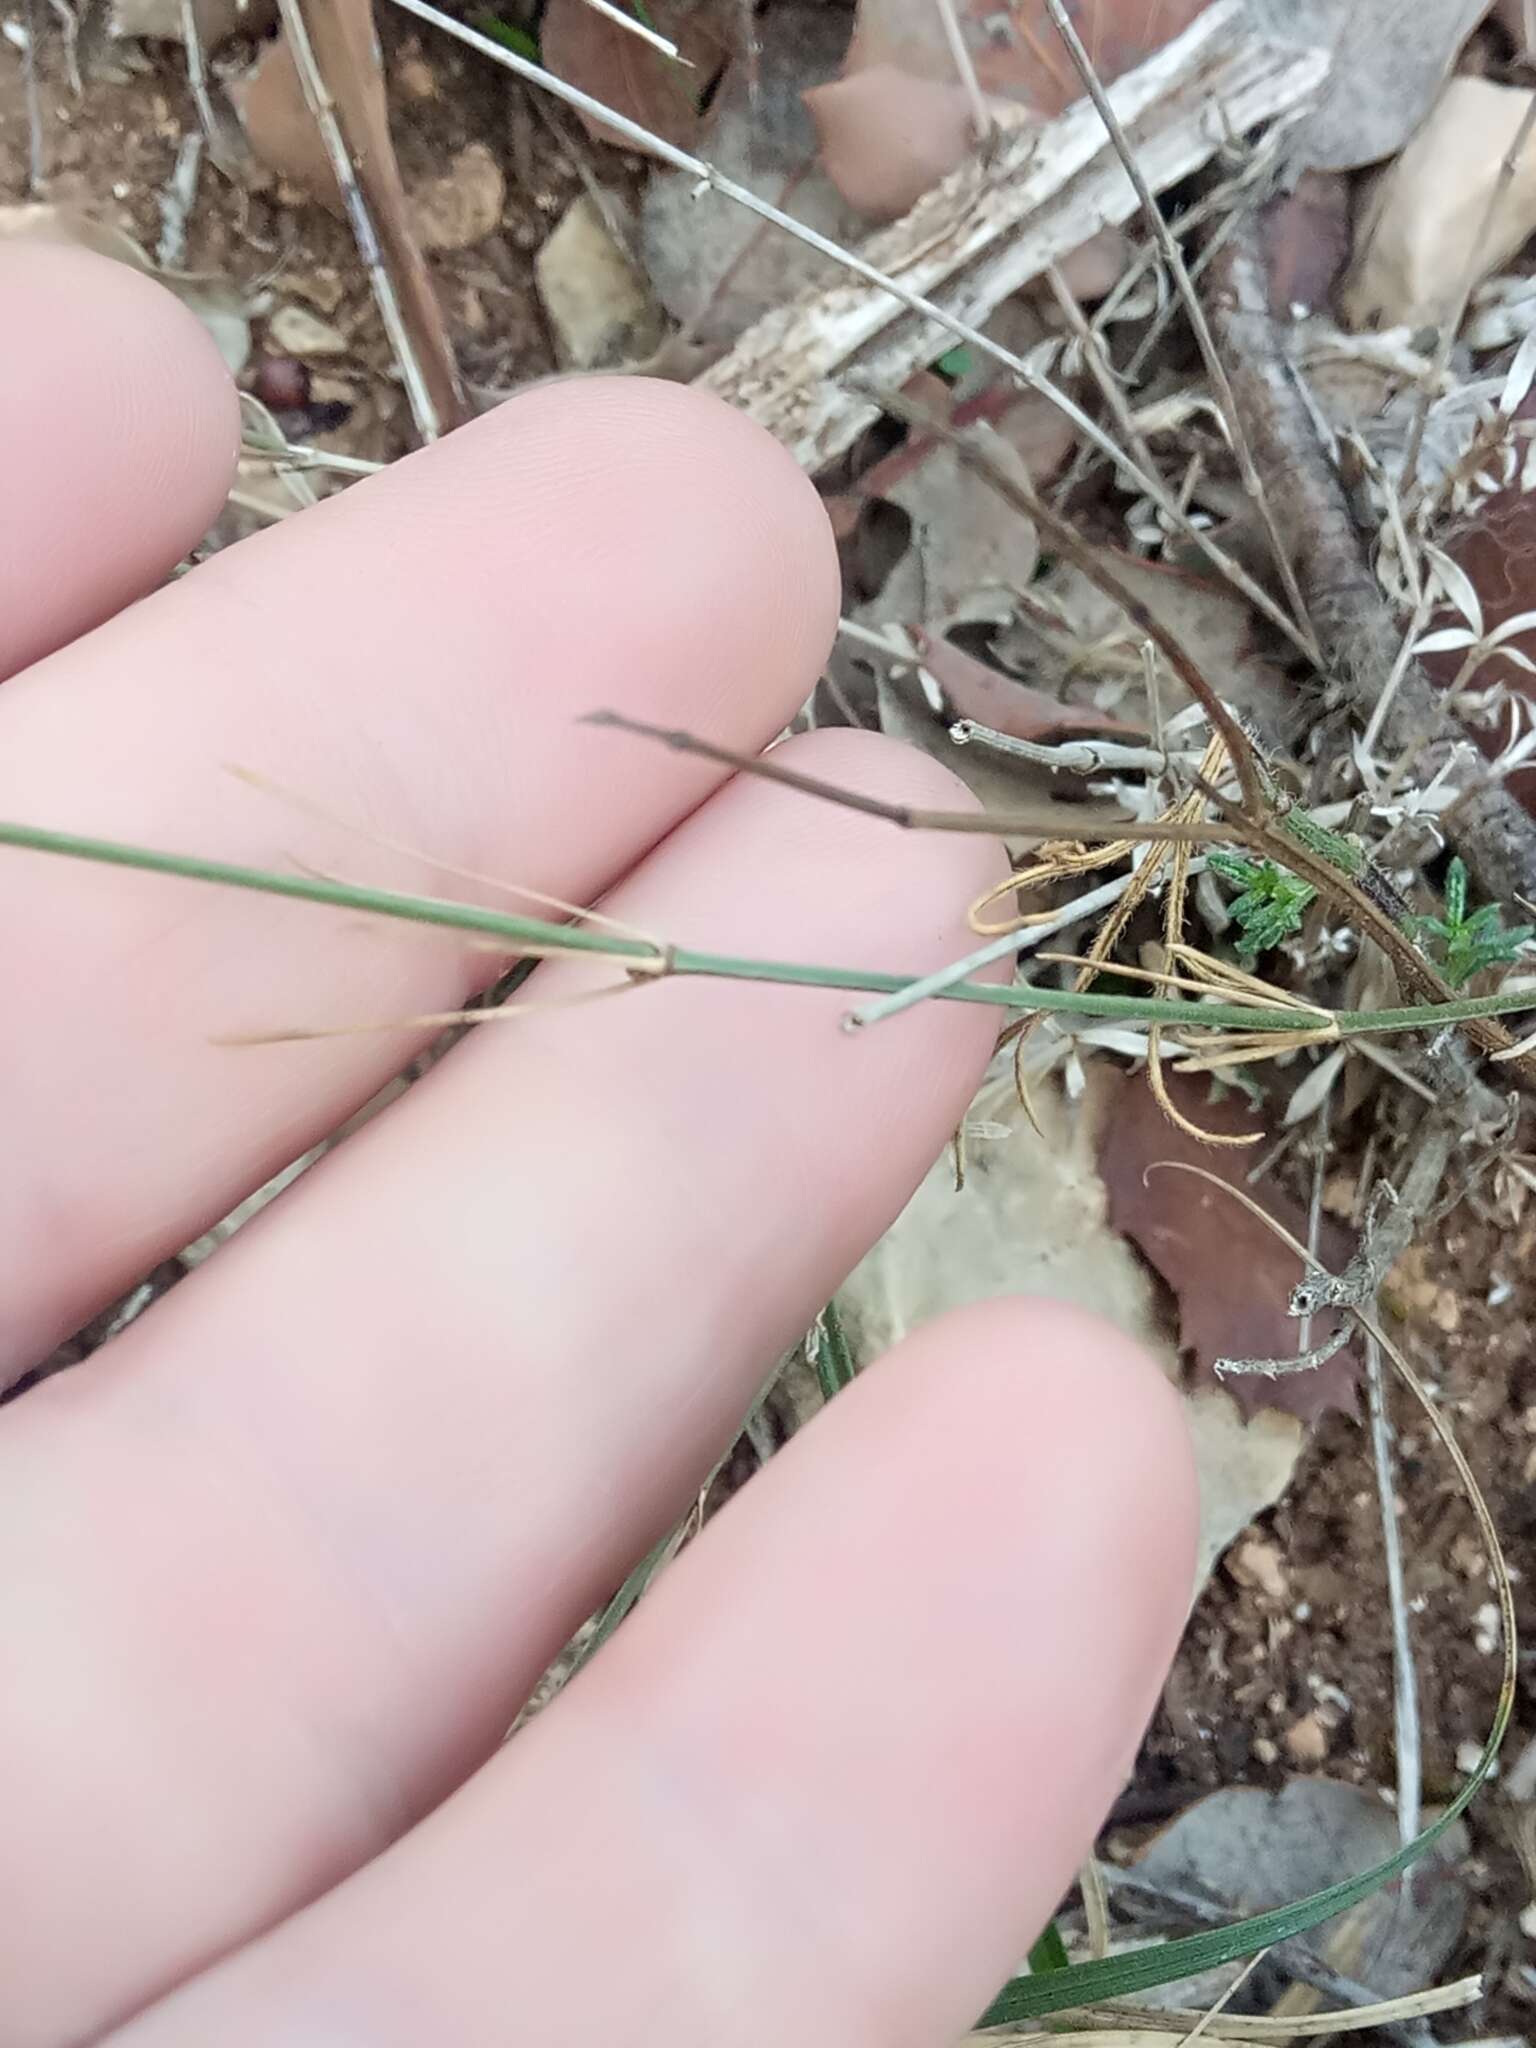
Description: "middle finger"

(0, 376), (837, 1377)
(0, 729), (1004, 2045)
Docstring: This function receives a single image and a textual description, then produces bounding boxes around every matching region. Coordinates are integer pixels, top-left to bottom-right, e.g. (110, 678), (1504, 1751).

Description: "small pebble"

(395, 53), (436, 97)
(1283, 1711), (1329, 1766)
(267, 305), (347, 359)
(1227, 1537), (1289, 1603)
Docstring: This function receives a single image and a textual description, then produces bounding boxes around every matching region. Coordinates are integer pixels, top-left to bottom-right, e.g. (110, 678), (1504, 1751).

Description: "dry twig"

(276, 0), (464, 439)
(1041, 0), (1318, 661)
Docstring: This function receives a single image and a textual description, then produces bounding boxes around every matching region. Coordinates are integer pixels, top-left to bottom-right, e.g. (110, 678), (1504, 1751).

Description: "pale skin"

(0, 245), (1199, 2046)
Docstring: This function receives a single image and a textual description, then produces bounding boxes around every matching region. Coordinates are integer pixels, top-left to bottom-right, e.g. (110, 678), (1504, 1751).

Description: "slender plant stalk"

(1366, 1331), (1421, 1845)
(3, 816), (1536, 1044)
(1042, 0), (1319, 661)
(931, 0), (991, 142)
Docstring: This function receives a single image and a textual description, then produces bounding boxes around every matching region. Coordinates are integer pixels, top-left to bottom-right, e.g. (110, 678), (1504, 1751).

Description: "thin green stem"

(0, 818), (655, 963)
(1, 816), (1532, 1045)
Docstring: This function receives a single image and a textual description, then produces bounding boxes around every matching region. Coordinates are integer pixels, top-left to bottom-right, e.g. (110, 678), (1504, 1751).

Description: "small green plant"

(1414, 856), (1534, 988)
(469, 9), (540, 61)
(1208, 850), (1317, 965)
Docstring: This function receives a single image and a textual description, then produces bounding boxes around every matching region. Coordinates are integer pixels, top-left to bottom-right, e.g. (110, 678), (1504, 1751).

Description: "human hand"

(0, 246), (1196, 2046)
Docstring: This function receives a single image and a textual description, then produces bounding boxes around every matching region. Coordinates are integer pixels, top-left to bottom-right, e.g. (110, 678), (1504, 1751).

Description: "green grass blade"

(580, 1532), (673, 1665)
(810, 1300), (858, 1402)
(468, 9), (540, 59)
(977, 1753), (1498, 2023)
(1027, 1920), (1071, 1975)
(4, 814), (1536, 1041)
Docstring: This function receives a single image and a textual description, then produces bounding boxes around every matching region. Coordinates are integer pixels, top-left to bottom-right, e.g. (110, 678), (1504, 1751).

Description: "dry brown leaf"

(992, 543), (1290, 733)
(232, 0), (464, 430)
(1246, 0), (1486, 173)
(814, 0), (1211, 219)
(1259, 168), (1351, 319)
(872, 442), (1038, 618)
(542, 0), (729, 153)
(836, 1070), (1306, 1589)
(535, 194), (665, 366)
(837, 365), (1072, 622)
(911, 629), (1145, 741)
(1096, 1068), (1359, 1423)
(840, 0), (1212, 116)
(805, 66), (977, 221)
(1342, 76), (1536, 331)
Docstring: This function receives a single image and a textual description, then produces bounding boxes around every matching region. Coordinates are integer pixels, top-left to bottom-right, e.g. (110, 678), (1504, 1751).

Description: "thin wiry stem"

(1042, 259), (1162, 484)
(587, 708), (1237, 845)
(3, 814), (1536, 1047)
(873, 384), (1267, 813)
(1360, 583), (1437, 764)
(1297, 1091), (1332, 1355)
(387, 0), (1317, 662)
(1367, 1329), (1422, 1844)
(22, 0), (43, 193)
(156, 130), (204, 270)
(1037, 1976), (1481, 2041)
(1174, 1948), (1270, 2048)
(275, 0), (443, 442)
(931, 0), (991, 144)
(847, 861), (1203, 1028)
(1042, 0), (1319, 661)
(179, 0), (223, 159)
(579, 0), (683, 60)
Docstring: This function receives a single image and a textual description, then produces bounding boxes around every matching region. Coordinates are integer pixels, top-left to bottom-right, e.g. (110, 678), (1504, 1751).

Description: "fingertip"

(900, 1295), (1200, 1608)
(0, 242), (239, 672)
(435, 375), (842, 737)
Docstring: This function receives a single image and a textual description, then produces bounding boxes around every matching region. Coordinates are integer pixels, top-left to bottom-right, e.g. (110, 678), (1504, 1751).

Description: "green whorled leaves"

(1414, 856), (1535, 989)
(1207, 849), (1317, 966)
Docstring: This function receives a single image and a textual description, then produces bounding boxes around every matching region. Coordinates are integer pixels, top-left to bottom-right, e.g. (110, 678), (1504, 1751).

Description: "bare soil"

(1125, 1194), (1536, 2027)
(1, 13), (569, 466)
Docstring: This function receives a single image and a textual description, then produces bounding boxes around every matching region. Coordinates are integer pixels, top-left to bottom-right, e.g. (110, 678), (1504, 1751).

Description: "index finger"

(0, 373), (838, 1378)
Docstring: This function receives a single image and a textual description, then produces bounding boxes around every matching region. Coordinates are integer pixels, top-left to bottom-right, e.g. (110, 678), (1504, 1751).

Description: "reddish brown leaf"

(817, 0), (1212, 217)
(542, 0), (729, 154)
(1097, 1068), (1359, 1424)
(1259, 169), (1350, 319)
(911, 628), (1144, 741)
(843, 0), (1212, 116)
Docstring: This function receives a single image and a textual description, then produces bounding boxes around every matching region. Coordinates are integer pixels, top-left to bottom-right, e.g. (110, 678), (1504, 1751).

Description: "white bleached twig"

(1367, 1329), (1422, 1843)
